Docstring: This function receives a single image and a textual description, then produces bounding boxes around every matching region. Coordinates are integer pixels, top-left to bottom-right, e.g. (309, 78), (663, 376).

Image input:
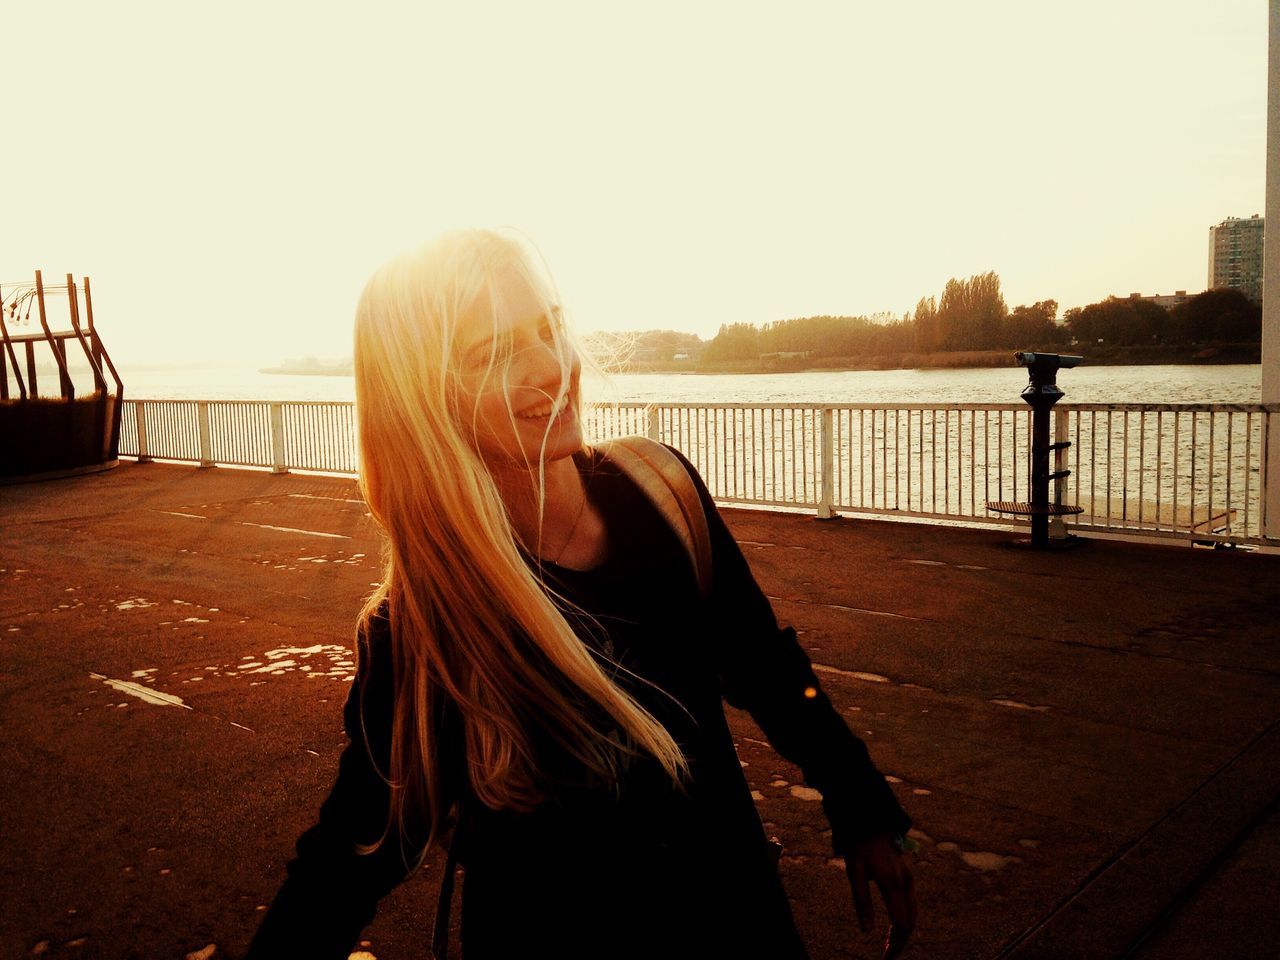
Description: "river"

(119, 363), (1263, 406)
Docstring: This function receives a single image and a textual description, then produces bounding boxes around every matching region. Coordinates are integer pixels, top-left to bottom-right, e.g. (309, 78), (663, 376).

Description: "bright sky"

(1, 1), (1266, 365)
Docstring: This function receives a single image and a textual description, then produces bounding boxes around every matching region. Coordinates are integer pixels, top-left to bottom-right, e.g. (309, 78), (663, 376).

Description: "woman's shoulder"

(588, 438), (714, 511)
(345, 599), (397, 751)
(352, 598), (453, 717)
(362, 596), (391, 632)
(353, 598), (394, 689)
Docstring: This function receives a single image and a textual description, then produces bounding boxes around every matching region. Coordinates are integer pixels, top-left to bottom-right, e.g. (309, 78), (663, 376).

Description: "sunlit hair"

(352, 228), (689, 863)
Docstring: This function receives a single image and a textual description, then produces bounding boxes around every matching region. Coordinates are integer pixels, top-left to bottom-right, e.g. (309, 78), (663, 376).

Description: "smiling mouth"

(515, 393), (572, 421)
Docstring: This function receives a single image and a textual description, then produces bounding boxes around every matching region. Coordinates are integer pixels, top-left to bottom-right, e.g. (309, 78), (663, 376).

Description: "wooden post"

(646, 404), (660, 441)
(25, 340), (37, 397)
(53, 339), (68, 393)
(68, 273), (110, 463)
(82, 276), (124, 454)
(0, 292), (26, 400)
(35, 271), (74, 400)
(83, 276), (103, 373)
(67, 274), (105, 395)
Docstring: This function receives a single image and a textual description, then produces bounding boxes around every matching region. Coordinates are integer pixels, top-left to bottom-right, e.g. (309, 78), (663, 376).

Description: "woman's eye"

(464, 341), (502, 371)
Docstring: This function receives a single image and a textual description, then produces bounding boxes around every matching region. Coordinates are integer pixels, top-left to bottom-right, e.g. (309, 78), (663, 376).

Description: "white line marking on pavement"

(904, 558), (989, 571)
(160, 511), (207, 520)
(288, 493), (365, 505)
(812, 663), (892, 684)
(237, 521), (351, 539)
(990, 698), (1051, 713)
(768, 596), (926, 621)
(90, 673), (191, 709)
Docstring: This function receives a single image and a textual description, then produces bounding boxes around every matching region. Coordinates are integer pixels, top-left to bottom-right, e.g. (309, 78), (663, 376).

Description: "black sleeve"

(668, 446), (911, 854)
(244, 613), (427, 959)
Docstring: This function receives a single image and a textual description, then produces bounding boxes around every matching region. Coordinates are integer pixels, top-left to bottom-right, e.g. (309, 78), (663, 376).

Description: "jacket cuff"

(823, 777), (913, 855)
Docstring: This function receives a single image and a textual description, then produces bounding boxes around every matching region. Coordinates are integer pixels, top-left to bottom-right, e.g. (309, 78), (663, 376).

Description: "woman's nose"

(512, 332), (572, 391)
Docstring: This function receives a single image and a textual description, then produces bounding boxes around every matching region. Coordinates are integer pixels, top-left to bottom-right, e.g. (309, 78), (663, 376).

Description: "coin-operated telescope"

(1015, 351), (1083, 402)
(986, 352), (1085, 547)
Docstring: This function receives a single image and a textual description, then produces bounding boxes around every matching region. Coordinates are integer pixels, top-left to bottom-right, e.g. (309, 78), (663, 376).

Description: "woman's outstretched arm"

(668, 447), (911, 849)
(244, 614), (427, 960)
(670, 448), (916, 956)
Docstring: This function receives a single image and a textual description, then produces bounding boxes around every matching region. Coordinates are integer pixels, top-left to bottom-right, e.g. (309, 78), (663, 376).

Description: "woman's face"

(454, 265), (583, 472)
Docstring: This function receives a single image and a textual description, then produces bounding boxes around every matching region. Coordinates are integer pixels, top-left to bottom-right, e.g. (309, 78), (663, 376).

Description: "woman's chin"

(517, 409), (583, 464)
(541, 420), (585, 462)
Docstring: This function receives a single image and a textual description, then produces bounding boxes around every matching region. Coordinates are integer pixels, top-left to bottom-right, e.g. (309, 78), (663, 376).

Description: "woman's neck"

(492, 453), (604, 567)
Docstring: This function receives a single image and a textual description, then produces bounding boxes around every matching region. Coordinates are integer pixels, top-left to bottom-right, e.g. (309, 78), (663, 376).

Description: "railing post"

(197, 401), (214, 468)
(135, 401), (151, 463)
(1051, 409), (1069, 539)
(269, 402), (289, 474)
(646, 404), (660, 442)
(818, 407), (835, 519)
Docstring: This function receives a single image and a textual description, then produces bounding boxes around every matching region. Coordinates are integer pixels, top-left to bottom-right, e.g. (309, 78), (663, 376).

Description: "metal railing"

(121, 400), (358, 474)
(119, 399), (1278, 546)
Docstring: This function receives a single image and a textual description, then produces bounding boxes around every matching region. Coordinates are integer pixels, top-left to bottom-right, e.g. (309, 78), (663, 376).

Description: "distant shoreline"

(258, 365), (353, 377)
(677, 342), (1260, 375)
(255, 343), (1259, 378)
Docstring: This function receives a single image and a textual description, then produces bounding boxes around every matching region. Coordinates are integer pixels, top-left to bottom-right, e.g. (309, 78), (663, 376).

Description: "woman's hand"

(844, 832), (917, 959)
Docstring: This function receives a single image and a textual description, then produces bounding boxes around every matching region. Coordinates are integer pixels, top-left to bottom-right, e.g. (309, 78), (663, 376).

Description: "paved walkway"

(2, 462), (1278, 959)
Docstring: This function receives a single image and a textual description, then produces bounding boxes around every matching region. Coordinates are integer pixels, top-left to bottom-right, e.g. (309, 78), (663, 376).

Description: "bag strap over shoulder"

(595, 436), (714, 601)
(432, 846), (457, 958)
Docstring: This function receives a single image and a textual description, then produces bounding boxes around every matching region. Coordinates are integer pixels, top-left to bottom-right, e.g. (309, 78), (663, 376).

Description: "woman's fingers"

(879, 867), (917, 959)
(846, 856), (875, 933)
(884, 920), (911, 960)
(847, 835), (919, 955)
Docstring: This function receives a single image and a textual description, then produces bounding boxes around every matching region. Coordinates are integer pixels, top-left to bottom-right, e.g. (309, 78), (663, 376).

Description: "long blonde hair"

(353, 229), (689, 862)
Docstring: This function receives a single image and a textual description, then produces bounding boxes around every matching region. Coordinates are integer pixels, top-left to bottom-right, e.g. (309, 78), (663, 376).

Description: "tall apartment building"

(1208, 214), (1264, 303)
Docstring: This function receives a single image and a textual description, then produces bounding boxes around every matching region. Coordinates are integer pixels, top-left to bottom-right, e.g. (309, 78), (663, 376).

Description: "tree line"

(1062, 289), (1260, 346)
(699, 272), (1261, 363)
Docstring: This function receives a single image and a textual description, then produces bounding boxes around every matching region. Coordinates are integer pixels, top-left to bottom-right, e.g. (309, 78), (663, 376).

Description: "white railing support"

(817, 407), (835, 519)
(646, 404), (660, 441)
(1051, 408), (1068, 539)
(196, 401), (214, 469)
(134, 400), (151, 463)
(269, 402), (289, 475)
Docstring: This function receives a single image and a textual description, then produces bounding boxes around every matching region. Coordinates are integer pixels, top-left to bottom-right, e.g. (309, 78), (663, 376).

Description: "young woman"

(246, 230), (916, 959)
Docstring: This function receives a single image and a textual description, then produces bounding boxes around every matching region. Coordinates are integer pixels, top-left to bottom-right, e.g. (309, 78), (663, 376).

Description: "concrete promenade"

(2, 462), (1278, 960)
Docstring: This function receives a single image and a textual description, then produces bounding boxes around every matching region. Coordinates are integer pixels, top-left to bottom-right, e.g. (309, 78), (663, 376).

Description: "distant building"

(1125, 290), (1194, 310)
(1208, 215), (1264, 303)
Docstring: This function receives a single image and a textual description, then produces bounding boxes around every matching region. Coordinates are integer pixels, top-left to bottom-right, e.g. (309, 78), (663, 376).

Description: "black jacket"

(246, 446), (910, 959)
